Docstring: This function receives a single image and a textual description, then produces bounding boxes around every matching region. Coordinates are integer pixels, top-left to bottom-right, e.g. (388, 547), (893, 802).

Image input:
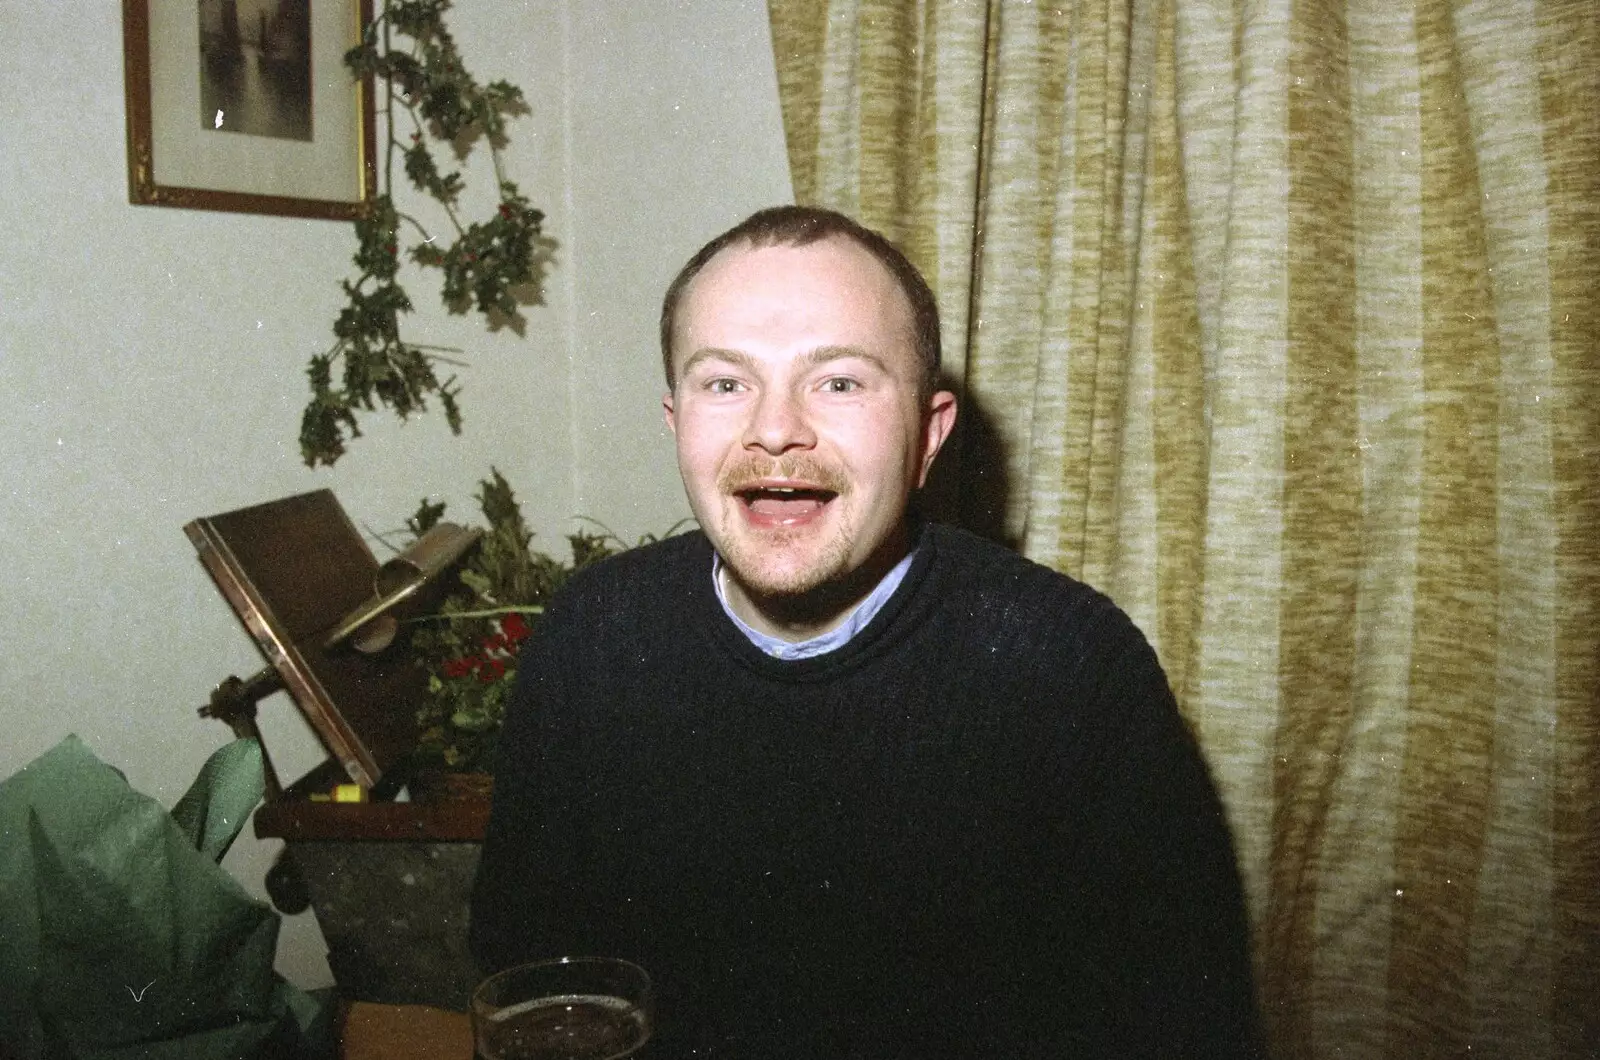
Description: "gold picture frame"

(122, 0), (376, 220)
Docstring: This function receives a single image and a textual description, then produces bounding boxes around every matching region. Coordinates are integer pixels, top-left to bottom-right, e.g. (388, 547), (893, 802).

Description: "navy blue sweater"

(470, 523), (1261, 1058)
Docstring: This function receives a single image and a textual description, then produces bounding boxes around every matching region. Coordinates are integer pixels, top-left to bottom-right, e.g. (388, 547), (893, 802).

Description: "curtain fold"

(765, 0), (1599, 1056)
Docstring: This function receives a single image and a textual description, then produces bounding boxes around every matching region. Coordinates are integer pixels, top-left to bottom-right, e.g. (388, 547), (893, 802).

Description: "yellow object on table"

(339, 1001), (472, 1060)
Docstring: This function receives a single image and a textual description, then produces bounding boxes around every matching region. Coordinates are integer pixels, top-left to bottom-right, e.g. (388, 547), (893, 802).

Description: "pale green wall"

(0, 0), (790, 988)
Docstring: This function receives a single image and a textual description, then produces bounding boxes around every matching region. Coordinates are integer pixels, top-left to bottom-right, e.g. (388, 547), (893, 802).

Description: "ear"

(663, 390), (677, 435)
(916, 390), (958, 487)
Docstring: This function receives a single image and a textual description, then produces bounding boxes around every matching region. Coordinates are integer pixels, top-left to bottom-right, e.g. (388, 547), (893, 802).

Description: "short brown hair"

(659, 205), (941, 397)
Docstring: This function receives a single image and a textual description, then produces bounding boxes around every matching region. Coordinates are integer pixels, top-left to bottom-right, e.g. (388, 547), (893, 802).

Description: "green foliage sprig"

(300, 0), (546, 468)
(403, 470), (683, 774)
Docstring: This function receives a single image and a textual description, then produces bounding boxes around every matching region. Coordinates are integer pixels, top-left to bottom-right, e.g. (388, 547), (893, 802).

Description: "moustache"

(717, 455), (849, 496)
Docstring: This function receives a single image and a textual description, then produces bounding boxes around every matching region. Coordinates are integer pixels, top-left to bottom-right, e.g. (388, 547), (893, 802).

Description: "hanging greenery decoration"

(300, 0), (545, 467)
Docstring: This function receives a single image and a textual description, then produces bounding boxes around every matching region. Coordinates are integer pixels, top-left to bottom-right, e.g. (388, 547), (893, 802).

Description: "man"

(470, 206), (1262, 1057)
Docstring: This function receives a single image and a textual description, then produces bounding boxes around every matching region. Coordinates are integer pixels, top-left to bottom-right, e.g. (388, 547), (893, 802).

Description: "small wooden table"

(339, 1001), (472, 1060)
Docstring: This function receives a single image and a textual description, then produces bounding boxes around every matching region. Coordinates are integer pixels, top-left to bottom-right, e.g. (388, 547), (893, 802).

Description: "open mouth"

(736, 485), (839, 521)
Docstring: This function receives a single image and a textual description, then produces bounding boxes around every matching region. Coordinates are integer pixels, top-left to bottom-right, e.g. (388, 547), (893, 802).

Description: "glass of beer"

(471, 957), (653, 1060)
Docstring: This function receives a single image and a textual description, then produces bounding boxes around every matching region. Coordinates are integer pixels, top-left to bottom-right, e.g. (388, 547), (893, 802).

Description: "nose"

(742, 387), (816, 456)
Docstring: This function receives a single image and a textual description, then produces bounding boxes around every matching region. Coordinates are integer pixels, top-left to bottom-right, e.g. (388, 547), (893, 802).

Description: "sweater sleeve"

(1063, 606), (1265, 1059)
(467, 594), (594, 975)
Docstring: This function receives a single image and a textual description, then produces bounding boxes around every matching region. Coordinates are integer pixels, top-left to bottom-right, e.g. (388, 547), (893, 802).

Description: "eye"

(705, 377), (746, 395)
(820, 376), (861, 394)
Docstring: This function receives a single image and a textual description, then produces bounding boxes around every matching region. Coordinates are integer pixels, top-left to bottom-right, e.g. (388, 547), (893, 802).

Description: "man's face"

(663, 237), (956, 627)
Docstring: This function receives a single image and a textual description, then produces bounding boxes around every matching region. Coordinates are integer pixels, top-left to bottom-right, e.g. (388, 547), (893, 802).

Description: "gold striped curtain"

(766, 1), (1599, 1056)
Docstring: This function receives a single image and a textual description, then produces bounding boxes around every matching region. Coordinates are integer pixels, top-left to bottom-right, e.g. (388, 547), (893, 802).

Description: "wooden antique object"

(186, 489), (489, 1009)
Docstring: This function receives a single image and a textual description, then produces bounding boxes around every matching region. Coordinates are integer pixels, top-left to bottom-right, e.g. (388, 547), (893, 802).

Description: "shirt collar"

(711, 548), (918, 660)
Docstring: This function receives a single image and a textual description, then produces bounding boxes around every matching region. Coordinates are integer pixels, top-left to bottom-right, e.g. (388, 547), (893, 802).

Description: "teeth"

(738, 485), (834, 498)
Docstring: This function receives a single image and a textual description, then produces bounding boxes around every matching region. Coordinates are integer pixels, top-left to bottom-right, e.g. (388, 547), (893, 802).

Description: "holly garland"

(300, 0), (545, 467)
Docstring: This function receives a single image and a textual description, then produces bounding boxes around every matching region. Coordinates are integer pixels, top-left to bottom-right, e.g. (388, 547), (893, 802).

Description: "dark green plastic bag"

(0, 736), (333, 1060)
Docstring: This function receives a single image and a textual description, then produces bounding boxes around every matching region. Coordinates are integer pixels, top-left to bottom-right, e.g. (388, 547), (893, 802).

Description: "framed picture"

(122, 0), (376, 220)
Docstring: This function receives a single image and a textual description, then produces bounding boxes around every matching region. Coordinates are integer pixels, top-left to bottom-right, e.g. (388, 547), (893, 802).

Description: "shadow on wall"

(922, 377), (1015, 550)
(493, 232), (562, 334)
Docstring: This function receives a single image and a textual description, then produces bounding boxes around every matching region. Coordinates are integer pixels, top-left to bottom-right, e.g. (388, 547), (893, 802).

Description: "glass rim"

(472, 955), (653, 1007)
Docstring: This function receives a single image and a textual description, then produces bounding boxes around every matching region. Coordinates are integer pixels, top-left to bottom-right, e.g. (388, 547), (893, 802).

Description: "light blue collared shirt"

(712, 548), (917, 660)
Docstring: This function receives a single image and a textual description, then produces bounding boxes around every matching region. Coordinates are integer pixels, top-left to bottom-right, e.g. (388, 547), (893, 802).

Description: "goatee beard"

(717, 519), (910, 638)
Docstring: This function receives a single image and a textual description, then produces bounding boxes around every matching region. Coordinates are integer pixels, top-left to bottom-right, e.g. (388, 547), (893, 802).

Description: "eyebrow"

(679, 345), (892, 378)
